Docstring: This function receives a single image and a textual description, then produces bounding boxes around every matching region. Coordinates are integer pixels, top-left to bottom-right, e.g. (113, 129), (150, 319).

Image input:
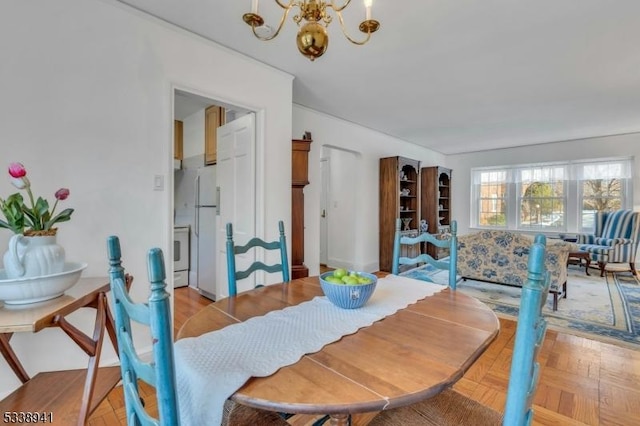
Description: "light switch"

(153, 174), (164, 191)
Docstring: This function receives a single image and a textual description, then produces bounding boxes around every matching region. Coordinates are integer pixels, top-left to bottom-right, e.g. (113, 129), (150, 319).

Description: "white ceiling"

(119, 0), (640, 154)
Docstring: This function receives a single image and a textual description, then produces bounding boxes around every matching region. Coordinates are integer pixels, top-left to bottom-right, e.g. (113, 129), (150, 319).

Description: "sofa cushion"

(457, 230), (574, 293)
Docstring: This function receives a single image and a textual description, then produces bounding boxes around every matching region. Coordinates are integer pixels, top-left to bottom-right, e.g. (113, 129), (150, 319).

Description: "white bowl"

(0, 262), (87, 305)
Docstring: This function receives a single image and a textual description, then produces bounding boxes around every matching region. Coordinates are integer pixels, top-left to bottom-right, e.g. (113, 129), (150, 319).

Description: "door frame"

(319, 157), (330, 266)
(170, 85), (262, 290)
(319, 145), (361, 270)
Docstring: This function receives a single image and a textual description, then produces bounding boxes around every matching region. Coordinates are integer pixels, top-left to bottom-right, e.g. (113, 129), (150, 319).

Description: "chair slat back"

(107, 236), (179, 426)
(503, 234), (550, 426)
(391, 219), (458, 289)
(226, 220), (290, 297)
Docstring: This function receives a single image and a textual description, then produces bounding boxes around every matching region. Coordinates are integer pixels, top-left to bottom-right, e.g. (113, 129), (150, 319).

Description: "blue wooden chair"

(369, 234), (550, 426)
(392, 218), (459, 289)
(107, 236), (179, 426)
(226, 220), (290, 297)
(503, 234), (550, 425)
(576, 209), (640, 276)
(107, 237), (290, 426)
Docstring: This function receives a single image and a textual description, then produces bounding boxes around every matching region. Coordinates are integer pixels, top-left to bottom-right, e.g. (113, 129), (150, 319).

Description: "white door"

(216, 113), (256, 299)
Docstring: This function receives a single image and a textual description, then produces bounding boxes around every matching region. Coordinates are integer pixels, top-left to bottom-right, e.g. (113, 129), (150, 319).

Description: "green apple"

(343, 276), (359, 285)
(333, 268), (348, 279)
(325, 276), (343, 284)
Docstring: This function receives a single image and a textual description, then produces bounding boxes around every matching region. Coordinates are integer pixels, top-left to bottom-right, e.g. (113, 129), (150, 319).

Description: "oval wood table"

(177, 276), (500, 426)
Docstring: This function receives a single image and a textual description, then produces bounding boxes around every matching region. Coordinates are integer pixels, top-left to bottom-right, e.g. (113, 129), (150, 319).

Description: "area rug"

(403, 264), (640, 349)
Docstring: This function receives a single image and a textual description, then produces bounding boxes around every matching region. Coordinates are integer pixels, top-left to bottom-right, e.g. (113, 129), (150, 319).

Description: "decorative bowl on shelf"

(319, 270), (378, 309)
(0, 262), (87, 305)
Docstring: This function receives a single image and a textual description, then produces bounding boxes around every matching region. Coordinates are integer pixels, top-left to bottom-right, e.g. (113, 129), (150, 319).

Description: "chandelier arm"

(274, 0), (298, 10)
(252, 4), (296, 41)
(334, 9), (372, 45)
(327, 0), (353, 13)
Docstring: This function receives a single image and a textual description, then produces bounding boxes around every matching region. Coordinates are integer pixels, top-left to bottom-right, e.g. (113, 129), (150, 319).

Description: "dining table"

(176, 274), (500, 426)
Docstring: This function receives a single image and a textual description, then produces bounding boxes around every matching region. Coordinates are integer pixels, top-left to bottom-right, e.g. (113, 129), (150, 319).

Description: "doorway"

(319, 145), (360, 271)
(172, 88), (256, 300)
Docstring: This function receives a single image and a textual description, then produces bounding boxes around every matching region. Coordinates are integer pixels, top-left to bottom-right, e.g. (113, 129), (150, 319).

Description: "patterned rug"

(404, 264), (640, 349)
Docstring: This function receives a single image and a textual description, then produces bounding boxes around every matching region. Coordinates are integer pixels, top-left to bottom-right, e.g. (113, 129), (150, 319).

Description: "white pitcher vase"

(3, 234), (66, 279)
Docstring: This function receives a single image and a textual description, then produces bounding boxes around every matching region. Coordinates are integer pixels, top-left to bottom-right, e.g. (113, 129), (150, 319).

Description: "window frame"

(470, 157), (633, 234)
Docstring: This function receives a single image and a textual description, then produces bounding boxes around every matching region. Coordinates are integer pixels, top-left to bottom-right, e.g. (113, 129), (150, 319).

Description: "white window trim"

(471, 157), (633, 235)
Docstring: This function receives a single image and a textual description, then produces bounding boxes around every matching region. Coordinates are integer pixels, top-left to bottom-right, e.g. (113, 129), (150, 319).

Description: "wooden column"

(291, 132), (312, 279)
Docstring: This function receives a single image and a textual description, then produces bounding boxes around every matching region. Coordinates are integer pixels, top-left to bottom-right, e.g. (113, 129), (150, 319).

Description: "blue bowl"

(319, 271), (378, 309)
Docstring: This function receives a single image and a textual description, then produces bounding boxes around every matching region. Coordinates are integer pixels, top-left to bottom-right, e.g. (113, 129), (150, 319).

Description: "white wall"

(0, 0), (292, 397)
(447, 133), (640, 236)
(293, 105), (446, 275)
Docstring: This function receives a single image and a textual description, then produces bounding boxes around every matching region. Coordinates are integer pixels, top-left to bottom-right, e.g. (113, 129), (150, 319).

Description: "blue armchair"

(577, 210), (639, 277)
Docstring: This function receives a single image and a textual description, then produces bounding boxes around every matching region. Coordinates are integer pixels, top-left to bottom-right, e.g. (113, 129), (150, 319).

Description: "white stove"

(174, 226), (190, 288)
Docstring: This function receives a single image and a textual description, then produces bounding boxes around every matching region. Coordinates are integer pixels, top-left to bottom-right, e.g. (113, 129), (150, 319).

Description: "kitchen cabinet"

(291, 133), (312, 279)
(421, 166), (452, 259)
(379, 156), (421, 272)
(174, 120), (183, 160)
(205, 106), (226, 165)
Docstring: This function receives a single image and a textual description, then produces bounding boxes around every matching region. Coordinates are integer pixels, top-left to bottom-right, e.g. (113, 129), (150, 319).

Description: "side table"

(567, 251), (591, 276)
(0, 276), (129, 425)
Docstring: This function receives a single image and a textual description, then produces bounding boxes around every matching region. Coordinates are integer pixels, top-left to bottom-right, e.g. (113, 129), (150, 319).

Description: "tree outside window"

(579, 161), (627, 230)
(581, 178), (622, 229)
(520, 181), (565, 228)
(518, 166), (565, 230)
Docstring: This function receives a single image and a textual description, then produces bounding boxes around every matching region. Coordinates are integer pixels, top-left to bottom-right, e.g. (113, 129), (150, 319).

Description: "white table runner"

(174, 275), (444, 426)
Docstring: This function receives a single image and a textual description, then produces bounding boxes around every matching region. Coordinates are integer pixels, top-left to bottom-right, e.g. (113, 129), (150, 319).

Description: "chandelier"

(243, 0), (380, 61)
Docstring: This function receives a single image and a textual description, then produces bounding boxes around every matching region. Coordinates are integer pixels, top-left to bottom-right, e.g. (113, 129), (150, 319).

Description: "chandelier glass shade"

(243, 0), (380, 61)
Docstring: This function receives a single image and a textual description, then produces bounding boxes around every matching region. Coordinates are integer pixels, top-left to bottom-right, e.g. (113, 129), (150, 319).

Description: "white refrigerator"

(194, 166), (218, 300)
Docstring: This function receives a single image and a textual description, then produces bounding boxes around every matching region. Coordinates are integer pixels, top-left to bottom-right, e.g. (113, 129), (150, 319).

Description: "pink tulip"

(8, 162), (26, 178)
(1, 162), (74, 234)
(55, 188), (70, 200)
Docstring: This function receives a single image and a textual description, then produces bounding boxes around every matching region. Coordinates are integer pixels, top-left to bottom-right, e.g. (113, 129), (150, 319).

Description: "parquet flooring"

(88, 281), (640, 426)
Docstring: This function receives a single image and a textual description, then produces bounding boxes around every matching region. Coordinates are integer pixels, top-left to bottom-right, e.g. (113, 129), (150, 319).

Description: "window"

(577, 160), (629, 231)
(476, 170), (507, 227)
(471, 158), (633, 233)
(517, 166), (566, 230)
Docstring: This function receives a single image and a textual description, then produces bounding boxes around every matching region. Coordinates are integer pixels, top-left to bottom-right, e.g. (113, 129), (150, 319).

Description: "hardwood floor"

(88, 283), (640, 426)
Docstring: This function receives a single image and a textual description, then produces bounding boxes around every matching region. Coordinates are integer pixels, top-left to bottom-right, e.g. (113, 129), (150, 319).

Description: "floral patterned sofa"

(457, 230), (576, 310)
